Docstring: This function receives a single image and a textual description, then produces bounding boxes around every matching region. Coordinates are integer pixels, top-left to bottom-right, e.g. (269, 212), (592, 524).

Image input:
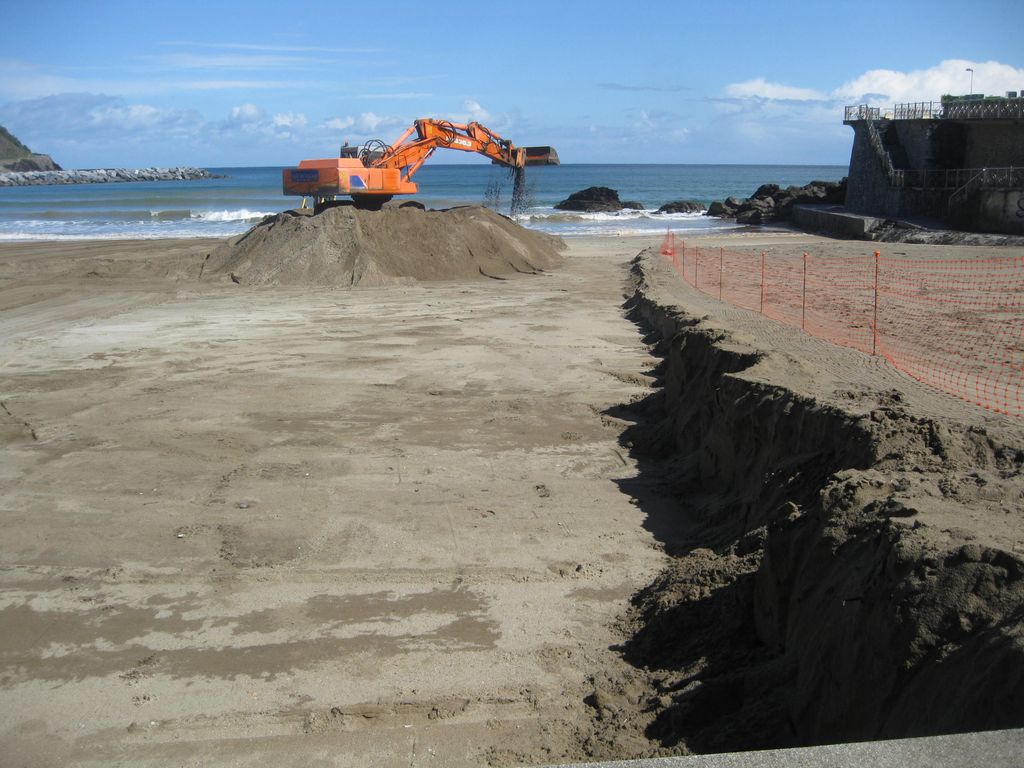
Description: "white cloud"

(0, 93), (203, 136)
(170, 79), (308, 91)
(356, 92), (432, 100)
(272, 112), (307, 129)
(326, 116), (355, 131)
(632, 109), (655, 131)
(89, 104), (173, 129)
(354, 111), (406, 133)
(704, 57), (1024, 163)
(0, 92), (210, 165)
(724, 59), (1024, 110)
(160, 41), (385, 55)
(443, 99), (512, 131)
(355, 111), (387, 132)
(222, 103), (265, 129)
(0, 59), (96, 101)
(218, 103), (313, 141)
(725, 78), (826, 101)
(150, 53), (328, 69)
(462, 99), (491, 122)
(833, 59), (1024, 103)
(0, 57), (321, 102)
(319, 112), (407, 141)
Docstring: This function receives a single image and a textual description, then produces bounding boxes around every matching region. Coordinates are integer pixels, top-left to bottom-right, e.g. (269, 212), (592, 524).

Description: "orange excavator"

(282, 118), (558, 212)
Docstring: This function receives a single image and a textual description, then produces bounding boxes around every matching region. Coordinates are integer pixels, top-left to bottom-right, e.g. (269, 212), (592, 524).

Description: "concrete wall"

(845, 118), (1023, 229)
(896, 187), (950, 218)
(965, 123), (1024, 167)
(792, 204), (880, 238)
(971, 188), (1024, 234)
(844, 124), (900, 217)
(891, 121), (933, 170)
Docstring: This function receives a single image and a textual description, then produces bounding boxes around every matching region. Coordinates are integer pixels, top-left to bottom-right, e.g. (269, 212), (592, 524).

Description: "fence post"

(801, 252), (808, 330)
(719, 247), (724, 300)
(759, 251), (766, 313)
(872, 250), (880, 356)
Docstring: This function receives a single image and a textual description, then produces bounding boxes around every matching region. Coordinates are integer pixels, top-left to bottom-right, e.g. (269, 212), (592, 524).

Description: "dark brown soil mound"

(201, 204), (565, 287)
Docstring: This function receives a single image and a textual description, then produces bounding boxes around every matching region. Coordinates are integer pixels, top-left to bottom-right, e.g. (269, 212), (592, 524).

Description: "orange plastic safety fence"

(659, 237), (1024, 417)
(805, 253), (877, 355)
(877, 255), (1024, 416)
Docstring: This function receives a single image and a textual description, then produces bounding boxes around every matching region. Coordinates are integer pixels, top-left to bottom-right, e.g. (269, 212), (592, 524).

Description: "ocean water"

(0, 164), (846, 241)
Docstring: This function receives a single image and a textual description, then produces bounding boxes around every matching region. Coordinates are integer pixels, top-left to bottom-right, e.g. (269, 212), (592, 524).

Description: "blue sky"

(1, 0), (1022, 168)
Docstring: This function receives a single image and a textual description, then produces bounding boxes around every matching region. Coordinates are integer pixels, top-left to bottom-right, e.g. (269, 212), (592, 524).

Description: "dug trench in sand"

(570, 247), (1024, 759)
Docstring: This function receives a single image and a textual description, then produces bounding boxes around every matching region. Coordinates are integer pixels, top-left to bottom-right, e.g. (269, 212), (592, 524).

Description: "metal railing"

(943, 98), (1024, 120)
(845, 104), (881, 121)
(948, 167), (1024, 208)
(846, 102), (1023, 194)
(893, 101), (942, 120)
(893, 166), (1022, 189)
(864, 116), (897, 183)
(847, 98), (1024, 122)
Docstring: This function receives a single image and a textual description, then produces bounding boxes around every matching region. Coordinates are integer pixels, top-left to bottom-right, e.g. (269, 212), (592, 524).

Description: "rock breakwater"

(706, 178), (848, 224)
(0, 166), (219, 187)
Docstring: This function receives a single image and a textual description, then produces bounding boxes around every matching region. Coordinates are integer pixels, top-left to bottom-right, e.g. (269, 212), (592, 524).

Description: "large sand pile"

(201, 204), (565, 287)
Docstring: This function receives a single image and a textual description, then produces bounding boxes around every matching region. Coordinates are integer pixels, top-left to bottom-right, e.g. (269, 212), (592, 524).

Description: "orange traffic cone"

(660, 227), (675, 257)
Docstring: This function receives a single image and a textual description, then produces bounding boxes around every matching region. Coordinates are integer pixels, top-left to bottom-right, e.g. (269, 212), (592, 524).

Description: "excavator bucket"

(523, 146), (560, 166)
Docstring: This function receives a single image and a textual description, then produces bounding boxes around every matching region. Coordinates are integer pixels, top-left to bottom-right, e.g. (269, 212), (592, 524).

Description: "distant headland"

(0, 125), (61, 173)
(0, 124), (218, 186)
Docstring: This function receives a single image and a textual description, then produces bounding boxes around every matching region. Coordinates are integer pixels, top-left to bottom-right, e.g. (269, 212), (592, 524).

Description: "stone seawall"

(0, 167), (218, 186)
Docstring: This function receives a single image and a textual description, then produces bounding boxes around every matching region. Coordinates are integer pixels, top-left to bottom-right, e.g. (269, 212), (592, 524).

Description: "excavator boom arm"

(378, 120), (526, 184)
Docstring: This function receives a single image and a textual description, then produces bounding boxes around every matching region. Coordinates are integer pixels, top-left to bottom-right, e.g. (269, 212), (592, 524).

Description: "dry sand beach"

(1, 216), (1023, 766)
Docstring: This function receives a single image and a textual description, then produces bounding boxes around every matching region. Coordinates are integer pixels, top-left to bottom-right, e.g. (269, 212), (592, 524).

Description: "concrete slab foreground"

(539, 728), (1024, 768)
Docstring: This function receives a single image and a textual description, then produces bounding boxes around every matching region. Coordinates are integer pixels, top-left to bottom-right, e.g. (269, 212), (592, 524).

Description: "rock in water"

(752, 183), (780, 199)
(703, 179), (848, 223)
(202, 204), (565, 287)
(656, 200), (705, 214)
(554, 186), (626, 212)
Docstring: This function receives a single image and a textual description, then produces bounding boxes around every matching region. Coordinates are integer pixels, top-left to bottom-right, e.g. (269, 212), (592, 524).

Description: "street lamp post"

(966, 67), (975, 94)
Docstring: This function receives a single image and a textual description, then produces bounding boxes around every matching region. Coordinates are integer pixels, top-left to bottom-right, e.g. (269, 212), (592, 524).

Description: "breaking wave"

(191, 209), (274, 222)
